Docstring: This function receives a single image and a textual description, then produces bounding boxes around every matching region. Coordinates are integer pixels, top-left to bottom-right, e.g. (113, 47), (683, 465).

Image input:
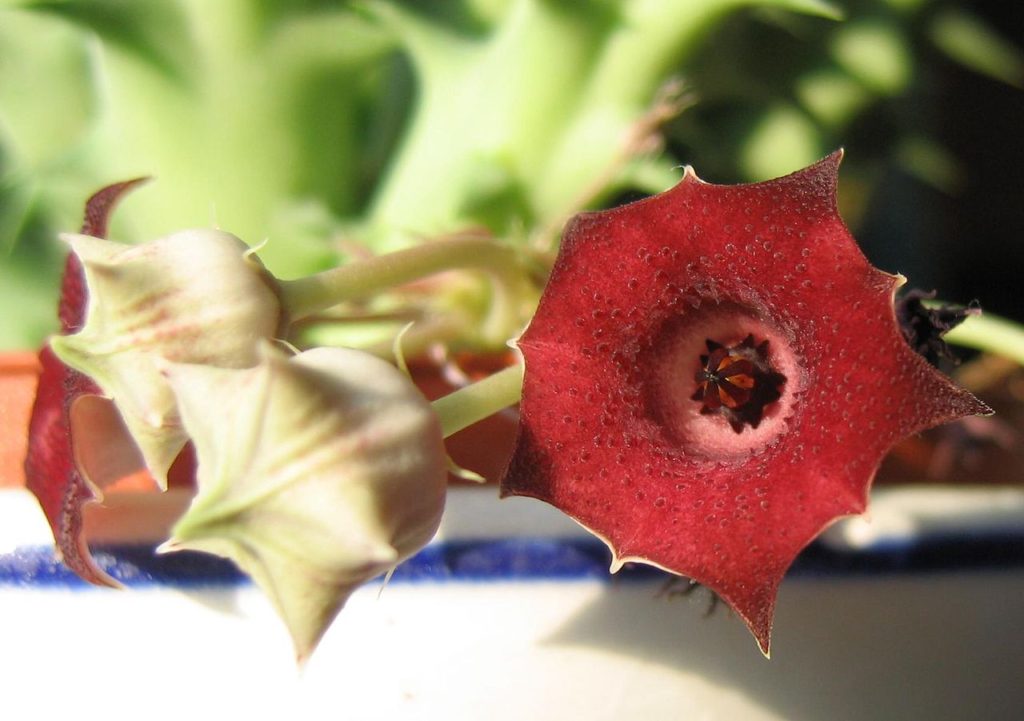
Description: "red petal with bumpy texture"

(24, 179), (149, 586)
(500, 153), (990, 655)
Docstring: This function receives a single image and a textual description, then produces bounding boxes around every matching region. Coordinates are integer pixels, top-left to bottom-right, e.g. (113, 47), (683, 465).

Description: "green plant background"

(1, 0), (1021, 350)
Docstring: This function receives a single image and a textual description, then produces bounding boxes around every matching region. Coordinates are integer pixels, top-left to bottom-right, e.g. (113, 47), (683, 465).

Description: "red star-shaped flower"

(500, 152), (990, 655)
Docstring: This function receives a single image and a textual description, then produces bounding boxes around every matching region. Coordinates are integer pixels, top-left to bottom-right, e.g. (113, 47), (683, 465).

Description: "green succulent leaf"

(929, 8), (1024, 89)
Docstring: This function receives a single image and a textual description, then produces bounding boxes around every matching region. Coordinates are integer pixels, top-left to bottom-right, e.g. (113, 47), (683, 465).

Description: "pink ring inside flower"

(643, 304), (804, 461)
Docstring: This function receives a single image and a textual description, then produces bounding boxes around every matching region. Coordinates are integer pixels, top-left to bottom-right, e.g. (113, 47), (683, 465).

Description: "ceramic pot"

(0, 351), (38, 489)
(2, 351), (1023, 719)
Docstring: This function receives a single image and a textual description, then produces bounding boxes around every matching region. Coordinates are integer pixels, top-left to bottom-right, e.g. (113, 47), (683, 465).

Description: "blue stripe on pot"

(2, 534), (1023, 589)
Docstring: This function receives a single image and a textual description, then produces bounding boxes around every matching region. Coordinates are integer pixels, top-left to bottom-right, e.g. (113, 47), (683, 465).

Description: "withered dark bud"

(896, 289), (980, 367)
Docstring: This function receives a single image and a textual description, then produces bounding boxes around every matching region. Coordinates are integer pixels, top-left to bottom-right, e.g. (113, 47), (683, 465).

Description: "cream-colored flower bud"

(158, 344), (448, 662)
(50, 229), (283, 486)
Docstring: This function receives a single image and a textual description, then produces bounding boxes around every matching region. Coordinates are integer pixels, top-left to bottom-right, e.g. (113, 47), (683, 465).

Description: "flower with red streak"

(24, 179), (157, 586)
(24, 179), (199, 585)
(500, 152), (991, 655)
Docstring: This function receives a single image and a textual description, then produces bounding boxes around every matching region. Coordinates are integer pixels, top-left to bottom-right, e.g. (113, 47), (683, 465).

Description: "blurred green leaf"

(0, 10), (96, 171)
(796, 68), (872, 128)
(895, 135), (962, 195)
(929, 8), (1024, 89)
(830, 17), (911, 95)
(14, 0), (195, 81)
(740, 102), (822, 179)
(764, 0), (842, 21)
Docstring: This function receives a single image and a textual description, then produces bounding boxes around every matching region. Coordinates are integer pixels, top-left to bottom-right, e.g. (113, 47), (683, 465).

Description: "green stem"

(277, 237), (525, 346)
(944, 312), (1024, 366)
(431, 362), (524, 438)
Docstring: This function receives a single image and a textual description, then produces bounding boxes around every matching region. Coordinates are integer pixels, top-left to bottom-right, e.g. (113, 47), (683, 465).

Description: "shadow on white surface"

(545, 571), (1024, 720)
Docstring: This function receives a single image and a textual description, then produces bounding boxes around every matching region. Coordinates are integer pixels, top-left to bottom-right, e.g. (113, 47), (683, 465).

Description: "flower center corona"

(692, 335), (786, 433)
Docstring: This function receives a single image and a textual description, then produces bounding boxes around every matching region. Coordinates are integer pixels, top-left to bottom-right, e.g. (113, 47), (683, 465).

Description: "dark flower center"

(692, 335), (786, 433)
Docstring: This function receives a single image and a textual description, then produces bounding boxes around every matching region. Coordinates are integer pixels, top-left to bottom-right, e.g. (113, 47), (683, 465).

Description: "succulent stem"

(278, 237), (526, 346)
(432, 362), (524, 438)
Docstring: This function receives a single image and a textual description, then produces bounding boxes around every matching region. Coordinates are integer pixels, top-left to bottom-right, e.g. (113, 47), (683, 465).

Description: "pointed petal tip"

(965, 392), (995, 418)
(57, 233), (121, 267)
(736, 596), (776, 660)
(814, 147), (844, 172)
(292, 618), (335, 668)
(935, 379), (995, 423)
(155, 536), (184, 555)
(804, 148), (844, 183)
(81, 177), (153, 238)
(681, 165), (701, 183)
(88, 569), (124, 590)
(89, 176), (152, 198)
(67, 535), (124, 589)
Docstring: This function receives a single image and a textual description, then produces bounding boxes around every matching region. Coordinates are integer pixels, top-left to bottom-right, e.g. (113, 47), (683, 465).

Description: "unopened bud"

(50, 229), (283, 485)
(159, 344), (448, 662)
